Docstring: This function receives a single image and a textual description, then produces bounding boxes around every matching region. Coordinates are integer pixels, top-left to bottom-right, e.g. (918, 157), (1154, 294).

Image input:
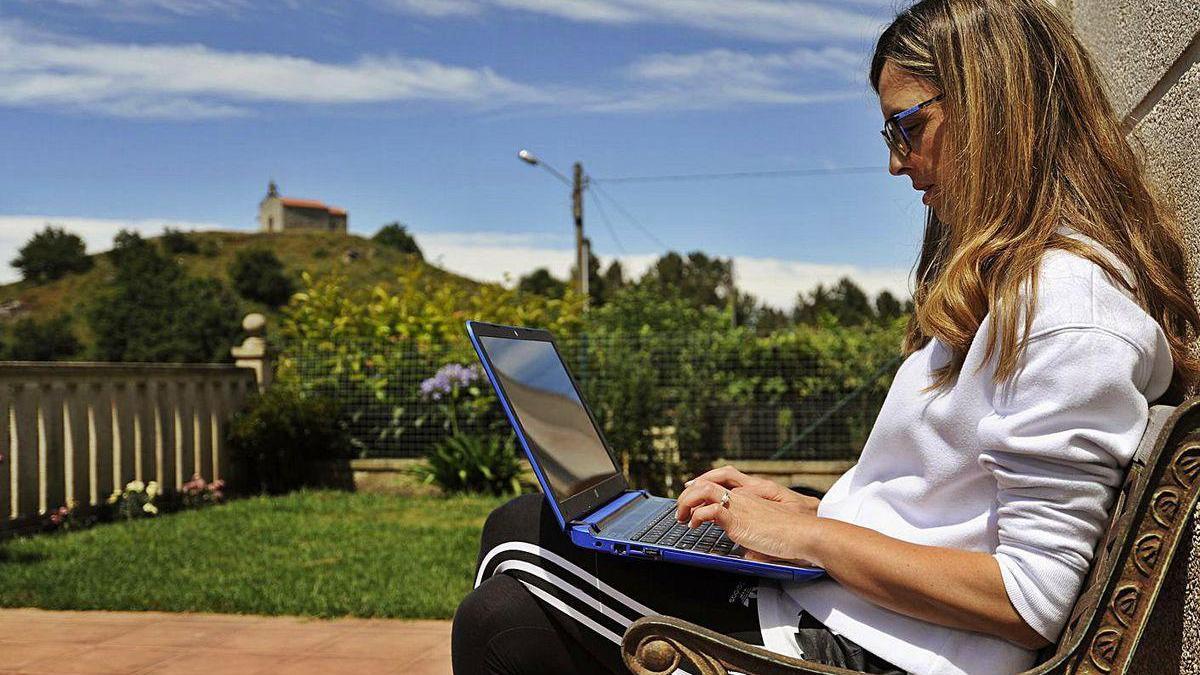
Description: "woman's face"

(877, 60), (948, 216)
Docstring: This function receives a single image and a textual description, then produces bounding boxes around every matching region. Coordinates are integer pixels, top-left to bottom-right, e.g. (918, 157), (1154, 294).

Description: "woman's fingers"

(684, 465), (748, 489)
(675, 480), (727, 522)
(687, 501), (732, 529)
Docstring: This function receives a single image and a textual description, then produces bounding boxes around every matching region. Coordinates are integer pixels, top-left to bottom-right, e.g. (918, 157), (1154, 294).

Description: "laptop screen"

(478, 335), (620, 502)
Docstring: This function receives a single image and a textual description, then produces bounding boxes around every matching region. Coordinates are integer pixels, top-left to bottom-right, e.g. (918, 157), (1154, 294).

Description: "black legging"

(452, 493), (905, 674)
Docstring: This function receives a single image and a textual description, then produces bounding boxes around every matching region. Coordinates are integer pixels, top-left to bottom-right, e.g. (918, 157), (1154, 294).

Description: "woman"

(452, 0), (1200, 673)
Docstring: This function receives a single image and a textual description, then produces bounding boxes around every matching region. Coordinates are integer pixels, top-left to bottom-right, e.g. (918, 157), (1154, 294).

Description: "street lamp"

(517, 149), (589, 302)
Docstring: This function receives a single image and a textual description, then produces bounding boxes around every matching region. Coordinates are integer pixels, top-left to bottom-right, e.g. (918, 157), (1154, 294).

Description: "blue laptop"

(467, 320), (825, 582)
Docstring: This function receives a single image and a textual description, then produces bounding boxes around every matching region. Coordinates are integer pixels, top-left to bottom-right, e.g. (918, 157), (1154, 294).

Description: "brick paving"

(0, 609), (452, 675)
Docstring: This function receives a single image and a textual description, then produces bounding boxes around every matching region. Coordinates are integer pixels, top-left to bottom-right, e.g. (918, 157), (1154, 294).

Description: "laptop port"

(614, 544), (626, 554)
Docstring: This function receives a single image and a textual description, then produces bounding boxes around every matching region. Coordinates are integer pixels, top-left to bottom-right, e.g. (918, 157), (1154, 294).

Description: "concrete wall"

(1065, 2), (1200, 671)
(282, 205), (333, 231)
(1064, 0), (1200, 311)
(258, 199), (284, 232)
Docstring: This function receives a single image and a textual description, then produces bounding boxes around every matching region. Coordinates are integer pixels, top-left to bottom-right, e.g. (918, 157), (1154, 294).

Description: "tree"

(373, 222), (423, 259)
(875, 290), (907, 322)
(5, 314), (81, 361)
(88, 230), (242, 363)
(230, 248), (295, 307)
(829, 277), (875, 325)
(161, 227), (200, 255)
(11, 225), (92, 284)
(517, 268), (565, 299)
(638, 251), (733, 310)
(569, 250), (612, 306)
(793, 277), (876, 326)
(599, 261), (627, 303)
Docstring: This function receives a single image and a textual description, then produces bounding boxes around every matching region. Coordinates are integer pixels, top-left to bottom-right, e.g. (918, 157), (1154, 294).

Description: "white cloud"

(417, 231), (911, 307)
(405, 0), (884, 43)
(21, 0), (260, 23)
(29, 0), (886, 43)
(0, 215), (227, 284)
(0, 20), (865, 118)
(374, 0), (482, 17)
(375, 0), (885, 43)
(0, 20), (548, 119)
(594, 46), (864, 112)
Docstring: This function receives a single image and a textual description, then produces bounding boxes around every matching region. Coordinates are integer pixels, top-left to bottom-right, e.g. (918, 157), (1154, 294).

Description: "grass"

(0, 490), (508, 619)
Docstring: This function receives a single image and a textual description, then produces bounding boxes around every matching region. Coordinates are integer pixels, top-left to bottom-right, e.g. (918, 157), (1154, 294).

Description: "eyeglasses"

(881, 93), (943, 158)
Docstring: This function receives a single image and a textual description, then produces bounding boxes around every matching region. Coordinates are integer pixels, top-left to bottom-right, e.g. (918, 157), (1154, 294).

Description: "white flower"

(142, 503), (158, 515)
(126, 480), (145, 493)
(146, 482), (160, 499)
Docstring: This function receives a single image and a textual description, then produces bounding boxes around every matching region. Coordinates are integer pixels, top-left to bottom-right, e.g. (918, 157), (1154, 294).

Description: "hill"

(0, 230), (483, 352)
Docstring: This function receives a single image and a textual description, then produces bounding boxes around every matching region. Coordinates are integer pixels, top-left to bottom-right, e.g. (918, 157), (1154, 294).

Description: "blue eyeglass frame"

(881, 93), (944, 157)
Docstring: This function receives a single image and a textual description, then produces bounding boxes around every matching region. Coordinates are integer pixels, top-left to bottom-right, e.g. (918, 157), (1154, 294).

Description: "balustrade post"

(231, 313), (272, 392)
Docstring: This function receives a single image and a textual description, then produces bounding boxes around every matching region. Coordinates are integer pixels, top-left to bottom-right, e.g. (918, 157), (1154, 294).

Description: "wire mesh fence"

(278, 333), (902, 463)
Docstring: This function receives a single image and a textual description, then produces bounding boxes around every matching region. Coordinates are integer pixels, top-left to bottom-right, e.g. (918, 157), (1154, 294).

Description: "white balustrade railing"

(0, 363), (257, 527)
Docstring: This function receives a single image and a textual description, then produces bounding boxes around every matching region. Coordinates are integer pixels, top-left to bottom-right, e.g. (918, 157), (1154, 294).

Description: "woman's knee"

(480, 492), (548, 548)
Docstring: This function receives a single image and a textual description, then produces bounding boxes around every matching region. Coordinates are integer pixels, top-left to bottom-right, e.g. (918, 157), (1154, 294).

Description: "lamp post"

(518, 149), (589, 303)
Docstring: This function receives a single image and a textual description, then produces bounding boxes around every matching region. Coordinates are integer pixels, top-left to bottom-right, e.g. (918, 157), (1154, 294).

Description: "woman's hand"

(675, 478), (822, 567)
(684, 465), (820, 517)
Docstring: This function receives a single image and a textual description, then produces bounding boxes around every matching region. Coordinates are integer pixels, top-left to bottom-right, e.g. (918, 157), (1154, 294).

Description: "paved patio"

(0, 609), (451, 674)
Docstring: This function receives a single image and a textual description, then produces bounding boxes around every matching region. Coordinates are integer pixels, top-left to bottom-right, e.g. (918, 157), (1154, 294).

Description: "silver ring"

(720, 490), (731, 508)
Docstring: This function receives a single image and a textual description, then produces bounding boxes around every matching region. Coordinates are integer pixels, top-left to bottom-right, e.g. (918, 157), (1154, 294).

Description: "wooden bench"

(622, 398), (1200, 675)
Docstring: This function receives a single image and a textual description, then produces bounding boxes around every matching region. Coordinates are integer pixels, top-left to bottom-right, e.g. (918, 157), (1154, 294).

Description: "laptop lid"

(467, 321), (628, 527)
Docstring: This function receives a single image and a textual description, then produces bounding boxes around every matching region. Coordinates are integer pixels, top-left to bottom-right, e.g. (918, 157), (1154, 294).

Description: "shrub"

(226, 385), (350, 495)
(372, 222), (423, 259)
(48, 500), (96, 532)
(5, 314), (82, 361)
(180, 473), (225, 508)
(411, 433), (525, 495)
(11, 225), (92, 284)
(230, 248), (295, 307)
(161, 228), (200, 255)
(107, 480), (160, 520)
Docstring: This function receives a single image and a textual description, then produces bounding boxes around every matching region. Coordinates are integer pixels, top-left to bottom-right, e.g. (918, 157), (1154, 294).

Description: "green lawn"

(0, 490), (508, 619)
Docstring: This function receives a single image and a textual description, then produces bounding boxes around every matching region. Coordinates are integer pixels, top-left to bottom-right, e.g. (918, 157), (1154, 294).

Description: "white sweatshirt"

(756, 229), (1174, 675)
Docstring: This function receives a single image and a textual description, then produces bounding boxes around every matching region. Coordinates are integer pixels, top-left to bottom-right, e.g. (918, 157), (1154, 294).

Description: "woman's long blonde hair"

(872, 0), (1200, 401)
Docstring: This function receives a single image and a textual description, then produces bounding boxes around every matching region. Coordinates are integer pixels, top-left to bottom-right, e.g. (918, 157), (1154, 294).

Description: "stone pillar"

(231, 313), (272, 392)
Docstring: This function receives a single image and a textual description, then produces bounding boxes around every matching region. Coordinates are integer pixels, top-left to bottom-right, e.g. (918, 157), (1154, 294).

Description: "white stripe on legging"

(516, 579), (704, 675)
(475, 541), (659, 617)
(478, 542), (746, 675)
(495, 559), (636, 630)
(516, 578), (625, 644)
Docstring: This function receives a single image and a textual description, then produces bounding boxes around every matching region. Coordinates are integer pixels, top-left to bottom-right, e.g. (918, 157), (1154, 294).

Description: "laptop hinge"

(571, 490), (650, 534)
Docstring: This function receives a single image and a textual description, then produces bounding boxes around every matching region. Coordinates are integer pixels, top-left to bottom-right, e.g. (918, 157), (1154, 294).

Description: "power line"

(586, 189), (627, 255)
(589, 182), (670, 251)
(593, 165), (885, 184)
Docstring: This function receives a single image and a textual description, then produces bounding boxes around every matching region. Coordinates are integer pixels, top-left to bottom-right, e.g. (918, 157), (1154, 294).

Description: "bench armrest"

(621, 615), (863, 675)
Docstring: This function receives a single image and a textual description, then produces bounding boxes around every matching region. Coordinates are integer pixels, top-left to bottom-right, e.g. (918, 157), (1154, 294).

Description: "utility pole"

(573, 162), (589, 302)
(727, 258), (737, 327)
(518, 150), (590, 305)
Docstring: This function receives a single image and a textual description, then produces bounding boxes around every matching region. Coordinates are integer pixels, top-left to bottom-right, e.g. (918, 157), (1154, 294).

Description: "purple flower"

(419, 363), (479, 399)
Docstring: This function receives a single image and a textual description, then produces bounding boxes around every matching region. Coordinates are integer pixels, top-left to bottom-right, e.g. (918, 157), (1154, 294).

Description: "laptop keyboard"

(629, 503), (737, 555)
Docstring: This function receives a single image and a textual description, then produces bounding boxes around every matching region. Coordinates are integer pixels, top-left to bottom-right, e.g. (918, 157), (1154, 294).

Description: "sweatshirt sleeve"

(976, 327), (1152, 643)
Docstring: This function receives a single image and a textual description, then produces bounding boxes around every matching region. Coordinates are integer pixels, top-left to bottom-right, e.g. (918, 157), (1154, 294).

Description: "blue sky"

(0, 0), (927, 308)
